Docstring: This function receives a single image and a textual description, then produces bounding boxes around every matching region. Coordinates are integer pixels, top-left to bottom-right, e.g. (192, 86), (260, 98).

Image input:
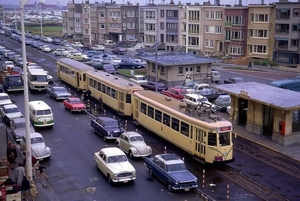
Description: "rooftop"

(139, 53), (217, 66)
(214, 82), (300, 110)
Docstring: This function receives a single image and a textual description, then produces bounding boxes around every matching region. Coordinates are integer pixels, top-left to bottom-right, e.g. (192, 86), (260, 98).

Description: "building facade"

(273, 2), (300, 65)
(0, 5), (4, 23)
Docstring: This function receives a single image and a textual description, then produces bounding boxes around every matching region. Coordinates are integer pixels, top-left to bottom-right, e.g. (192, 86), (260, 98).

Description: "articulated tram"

(57, 58), (234, 164)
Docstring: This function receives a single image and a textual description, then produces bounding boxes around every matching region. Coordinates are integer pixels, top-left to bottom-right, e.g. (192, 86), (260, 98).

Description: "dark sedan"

(141, 81), (168, 92)
(47, 86), (71, 101)
(111, 47), (126, 55)
(102, 64), (117, 74)
(118, 60), (141, 69)
(195, 88), (225, 102)
(91, 116), (125, 142)
(51, 38), (62, 45)
(224, 77), (244, 84)
(92, 61), (119, 70)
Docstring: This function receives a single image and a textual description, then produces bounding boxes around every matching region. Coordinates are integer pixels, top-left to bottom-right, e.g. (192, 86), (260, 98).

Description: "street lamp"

(84, 5), (92, 44)
(39, 5), (43, 37)
(182, 6), (189, 54)
(20, 0), (32, 179)
(155, 35), (158, 92)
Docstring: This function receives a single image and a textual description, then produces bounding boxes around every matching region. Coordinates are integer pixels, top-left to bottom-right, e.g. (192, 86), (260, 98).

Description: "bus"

(132, 90), (234, 164)
(57, 58), (143, 116)
(57, 58), (91, 91)
(270, 77), (300, 92)
(27, 69), (48, 92)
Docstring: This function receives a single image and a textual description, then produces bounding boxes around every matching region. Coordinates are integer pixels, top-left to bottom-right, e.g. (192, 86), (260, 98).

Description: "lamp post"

(20, 0), (32, 179)
(84, 5), (92, 44)
(155, 35), (158, 92)
(39, 5), (43, 37)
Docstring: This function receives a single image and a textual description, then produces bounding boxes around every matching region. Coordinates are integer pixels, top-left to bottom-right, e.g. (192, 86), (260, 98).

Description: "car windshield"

(107, 155), (127, 163)
(156, 83), (164, 87)
(15, 122), (33, 129)
(0, 95), (9, 100)
(166, 163), (187, 172)
(104, 120), (119, 128)
(31, 137), (44, 144)
(6, 107), (20, 113)
(130, 136), (144, 142)
(55, 87), (68, 93)
(137, 77), (146, 81)
(31, 75), (47, 82)
(70, 99), (81, 104)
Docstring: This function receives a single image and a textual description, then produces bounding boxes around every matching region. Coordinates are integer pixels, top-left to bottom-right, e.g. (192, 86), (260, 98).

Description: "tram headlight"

(223, 152), (228, 156)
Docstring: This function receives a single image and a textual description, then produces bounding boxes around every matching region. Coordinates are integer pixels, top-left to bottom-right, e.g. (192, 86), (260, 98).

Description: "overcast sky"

(1, 0), (299, 6)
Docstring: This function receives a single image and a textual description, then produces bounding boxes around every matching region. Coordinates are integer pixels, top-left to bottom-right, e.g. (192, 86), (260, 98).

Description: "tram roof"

(134, 90), (232, 130)
(214, 82), (300, 110)
(57, 58), (92, 71)
(139, 53), (218, 66)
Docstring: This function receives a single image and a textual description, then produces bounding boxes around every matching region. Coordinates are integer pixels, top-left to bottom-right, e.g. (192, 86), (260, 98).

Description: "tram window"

(141, 102), (147, 114)
(83, 74), (86, 81)
(102, 84), (106, 93)
(163, 114), (170, 127)
(111, 89), (116, 99)
(171, 118), (179, 131)
(71, 71), (75, 78)
(181, 121), (189, 137)
(155, 110), (162, 122)
(93, 80), (97, 88)
(219, 132), (230, 146)
(148, 106), (154, 118)
(107, 87), (111, 96)
(97, 82), (101, 91)
(126, 94), (131, 103)
(208, 132), (217, 146)
(120, 92), (124, 102)
(89, 79), (93, 87)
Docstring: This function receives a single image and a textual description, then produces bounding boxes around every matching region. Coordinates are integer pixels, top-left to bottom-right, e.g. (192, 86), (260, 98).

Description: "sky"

(1, 0), (299, 6)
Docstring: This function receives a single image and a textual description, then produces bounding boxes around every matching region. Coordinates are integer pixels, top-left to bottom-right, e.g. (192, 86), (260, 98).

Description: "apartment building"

(224, 6), (248, 57)
(0, 5), (4, 23)
(247, 4), (275, 60)
(202, 6), (225, 56)
(121, 5), (139, 41)
(273, 1), (300, 65)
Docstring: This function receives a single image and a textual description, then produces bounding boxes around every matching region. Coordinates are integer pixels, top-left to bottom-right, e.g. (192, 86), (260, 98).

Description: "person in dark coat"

(21, 176), (30, 200)
(248, 61), (252, 69)
(6, 142), (17, 169)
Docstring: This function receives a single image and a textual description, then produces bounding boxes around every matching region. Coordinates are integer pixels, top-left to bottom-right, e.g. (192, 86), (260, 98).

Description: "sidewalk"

(0, 123), (59, 201)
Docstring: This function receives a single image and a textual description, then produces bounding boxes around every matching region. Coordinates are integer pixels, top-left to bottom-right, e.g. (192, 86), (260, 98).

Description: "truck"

(0, 67), (24, 92)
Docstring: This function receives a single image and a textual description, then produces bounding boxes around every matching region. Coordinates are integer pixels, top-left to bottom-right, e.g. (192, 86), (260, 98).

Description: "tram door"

(195, 128), (206, 159)
(263, 105), (274, 137)
(238, 98), (248, 125)
(76, 72), (80, 88)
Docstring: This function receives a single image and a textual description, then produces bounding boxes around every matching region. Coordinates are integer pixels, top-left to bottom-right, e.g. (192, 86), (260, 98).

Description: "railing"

(274, 45), (288, 50)
(224, 36), (230, 41)
(225, 21), (232, 27)
(276, 15), (290, 20)
(275, 29), (289, 34)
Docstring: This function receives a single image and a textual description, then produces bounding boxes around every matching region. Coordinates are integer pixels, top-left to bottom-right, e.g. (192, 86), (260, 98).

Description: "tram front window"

(219, 132), (230, 146)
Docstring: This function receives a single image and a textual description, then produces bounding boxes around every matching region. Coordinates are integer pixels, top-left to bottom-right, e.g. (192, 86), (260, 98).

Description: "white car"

(116, 132), (152, 159)
(71, 42), (83, 48)
(183, 93), (216, 112)
(2, 61), (14, 71)
(0, 93), (13, 106)
(20, 132), (51, 160)
(0, 104), (23, 125)
(134, 59), (147, 68)
(70, 53), (88, 61)
(43, 37), (53, 43)
(91, 45), (105, 51)
(94, 147), (136, 183)
(42, 45), (52, 52)
(53, 49), (70, 56)
(129, 75), (148, 85)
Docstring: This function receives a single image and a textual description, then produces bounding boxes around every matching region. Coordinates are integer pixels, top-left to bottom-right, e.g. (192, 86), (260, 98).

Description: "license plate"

(123, 181), (128, 183)
(184, 188), (190, 191)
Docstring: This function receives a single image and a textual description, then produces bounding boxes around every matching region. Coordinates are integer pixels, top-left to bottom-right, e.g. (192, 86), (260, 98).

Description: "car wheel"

(107, 174), (112, 184)
(82, 58), (86, 62)
(167, 183), (173, 192)
(149, 169), (153, 177)
(129, 151), (134, 160)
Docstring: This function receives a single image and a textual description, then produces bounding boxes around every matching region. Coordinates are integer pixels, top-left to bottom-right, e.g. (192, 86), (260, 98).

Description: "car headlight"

(147, 146), (152, 153)
(175, 181), (179, 185)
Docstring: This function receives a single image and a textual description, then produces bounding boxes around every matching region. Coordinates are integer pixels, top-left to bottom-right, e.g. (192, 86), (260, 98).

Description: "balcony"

(274, 44), (288, 50)
(225, 21), (232, 27)
(224, 36), (230, 42)
(166, 29), (178, 35)
(276, 9), (291, 20)
(188, 30), (199, 35)
(189, 17), (199, 21)
(231, 37), (243, 41)
(275, 29), (289, 34)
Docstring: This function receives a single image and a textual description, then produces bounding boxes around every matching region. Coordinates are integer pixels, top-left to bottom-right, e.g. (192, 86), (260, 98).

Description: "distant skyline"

(1, 0), (299, 6)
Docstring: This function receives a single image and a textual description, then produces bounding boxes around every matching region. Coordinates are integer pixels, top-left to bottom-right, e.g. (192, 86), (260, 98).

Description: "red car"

(63, 97), (86, 113)
(161, 87), (189, 101)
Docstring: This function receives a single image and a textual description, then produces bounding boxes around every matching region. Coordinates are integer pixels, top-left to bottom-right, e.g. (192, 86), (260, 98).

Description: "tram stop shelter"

(214, 82), (300, 145)
(139, 53), (217, 87)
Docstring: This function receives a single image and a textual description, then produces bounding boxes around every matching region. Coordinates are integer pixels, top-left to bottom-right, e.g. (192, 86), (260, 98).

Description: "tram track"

(215, 165), (289, 201)
(234, 141), (300, 180)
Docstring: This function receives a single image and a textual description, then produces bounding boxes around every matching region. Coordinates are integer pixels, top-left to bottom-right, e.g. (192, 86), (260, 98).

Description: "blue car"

(144, 153), (198, 192)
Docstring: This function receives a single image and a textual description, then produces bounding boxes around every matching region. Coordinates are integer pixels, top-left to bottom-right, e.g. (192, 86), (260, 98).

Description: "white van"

(29, 101), (54, 127)
(211, 70), (221, 83)
(28, 69), (49, 92)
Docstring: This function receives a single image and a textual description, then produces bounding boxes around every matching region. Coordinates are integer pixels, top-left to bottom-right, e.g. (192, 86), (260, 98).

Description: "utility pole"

(155, 36), (158, 92)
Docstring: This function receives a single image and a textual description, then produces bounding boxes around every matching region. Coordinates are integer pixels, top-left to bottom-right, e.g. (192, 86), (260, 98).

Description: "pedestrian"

(29, 180), (38, 201)
(248, 61), (252, 69)
(6, 142), (17, 169)
(85, 89), (91, 103)
(15, 163), (26, 188)
(0, 157), (8, 167)
(21, 176), (30, 201)
(130, 67), (135, 77)
(82, 89), (87, 103)
(98, 96), (104, 112)
(37, 164), (48, 180)
(32, 155), (39, 179)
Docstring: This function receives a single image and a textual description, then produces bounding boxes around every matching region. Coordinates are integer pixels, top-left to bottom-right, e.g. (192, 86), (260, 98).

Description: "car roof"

(155, 153), (184, 165)
(0, 93), (9, 97)
(11, 117), (25, 123)
(30, 132), (43, 138)
(52, 86), (67, 89)
(122, 131), (142, 137)
(101, 147), (125, 156)
(97, 116), (118, 122)
(68, 97), (81, 101)
(184, 93), (205, 99)
(3, 104), (18, 109)
(134, 75), (145, 78)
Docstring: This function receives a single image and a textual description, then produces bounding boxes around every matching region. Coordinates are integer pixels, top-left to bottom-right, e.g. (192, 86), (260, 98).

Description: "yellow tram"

(86, 70), (143, 116)
(57, 58), (91, 91)
(132, 90), (234, 164)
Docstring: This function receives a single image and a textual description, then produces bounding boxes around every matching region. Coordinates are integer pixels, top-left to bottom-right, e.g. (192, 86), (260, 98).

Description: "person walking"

(7, 142), (17, 169)
(248, 61), (252, 69)
(32, 155), (39, 179)
(98, 96), (104, 112)
(15, 163), (26, 188)
(21, 176), (30, 201)
(37, 164), (48, 180)
(130, 67), (135, 78)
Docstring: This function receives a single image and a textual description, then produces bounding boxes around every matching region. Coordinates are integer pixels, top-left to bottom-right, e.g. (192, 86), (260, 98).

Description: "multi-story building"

(106, 5), (122, 42)
(273, 1), (300, 65)
(0, 5), (4, 23)
(121, 4), (139, 42)
(202, 5), (225, 56)
(224, 6), (248, 57)
(247, 4), (275, 60)
(63, 1), (82, 39)
(97, 3), (108, 43)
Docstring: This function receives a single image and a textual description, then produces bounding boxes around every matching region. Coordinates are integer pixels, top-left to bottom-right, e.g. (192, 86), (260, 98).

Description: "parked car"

(91, 116), (125, 142)
(211, 70), (221, 83)
(43, 37), (53, 43)
(82, 43), (92, 50)
(214, 94), (231, 111)
(92, 60), (119, 70)
(224, 77), (244, 84)
(144, 153), (198, 192)
(116, 131), (152, 159)
(104, 40), (116, 46)
(70, 53), (88, 61)
(14, 58), (24, 67)
(140, 81), (168, 92)
(133, 59), (147, 68)
(53, 49), (70, 56)
(42, 45), (52, 52)
(94, 147), (136, 183)
(118, 59), (141, 69)
(194, 88), (224, 102)
(0, 104), (23, 126)
(0, 93), (12, 107)
(71, 42), (83, 48)
(51, 38), (62, 45)
(25, 40), (33, 46)
(63, 97), (86, 113)
(9, 117), (35, 142)
(129, 75), (148, 85)
(85, 58), (103, 66)
(91, 45), (105, 51)
(6, 52), (16, 61)
(86, 54), (103, 62)
(111, 47), (126, 55)
(183, 93), (216, 112)
(3, 50), (11, 58)
(32, 35), (41, 40)
(47, 86), (71, 101)
(135, 50), (148, 57)
(20, 132), (51, 160)
(2, 61), (14, 71)
(161, 87), (189, 101)
(102, 64), (117, 74)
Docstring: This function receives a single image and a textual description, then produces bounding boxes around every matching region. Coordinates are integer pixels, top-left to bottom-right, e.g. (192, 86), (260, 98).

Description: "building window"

(100, 24), (105, 29)
(99, 11), (105, 18)
(293, 8), (299, 16)
(166, 35), (178, 43)
(231, 31), (243, 40)
(291, 24), (300, 32)
(127, 23), (135, 29)
(145, 23), (156, 31)
(166, 10), (178, 18)
(291, 39), (299, 47)
(215, 11), (222, 19)
(210, 11), (214, 19)
(178, 67), (183, 75)
(230, 47), (243, 55)
(126, 11), (135, 17)
(250, 29), (268, 38)
(84, 29), (88, 34)
(160, 10), (164, 17)
(251, 14), (268, 22)
(160, 22), (164, 30)
(205, 11), (209, 19)
(145, 11), (155, 19)
(188, 37), (199, 46)
(204, 39), (213, 48)
(196, 66), (200, 73)
(215, 26), (221, 34)
(274, 52), (289, 62)
(251, 45), (267, 53)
